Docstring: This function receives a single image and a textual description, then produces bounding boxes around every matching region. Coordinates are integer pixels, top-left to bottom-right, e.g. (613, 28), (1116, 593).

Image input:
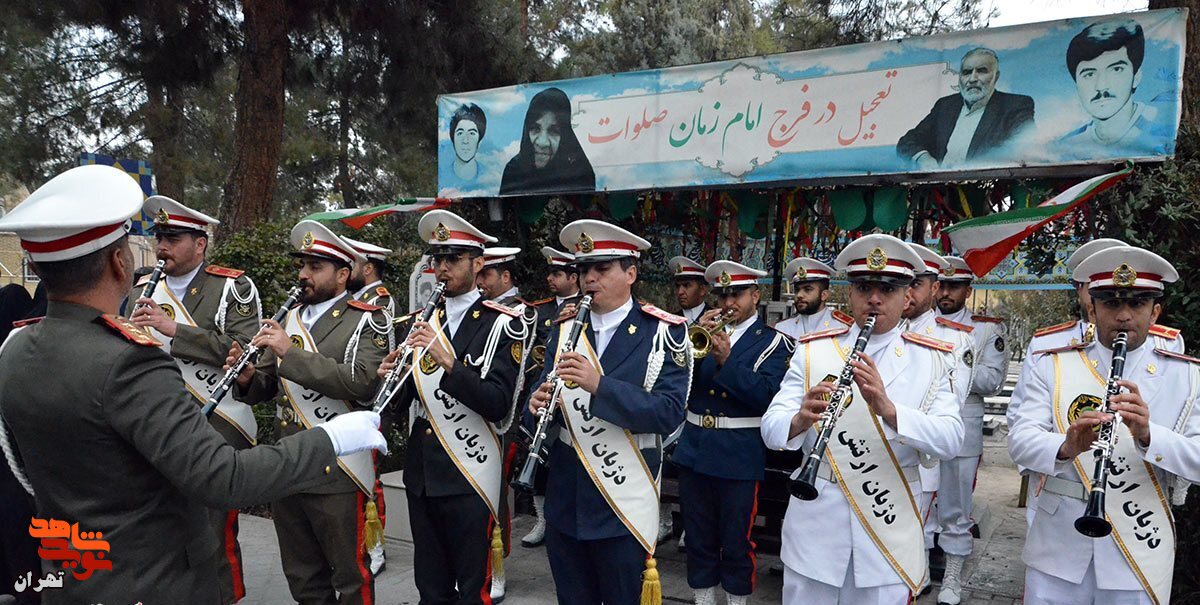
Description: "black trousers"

(678, 468), (759, 595)
(545, 523), (646, 605)
(0, 467), (39, 605)
(407, 491), (494, 605)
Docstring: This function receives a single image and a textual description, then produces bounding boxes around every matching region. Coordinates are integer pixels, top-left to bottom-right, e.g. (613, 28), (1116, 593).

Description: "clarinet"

(787, 313), (878, 500)
(512, 294), (594, 491)
(370, 281), (447, 414)
(201, 285), (304, 418)
(1075, 330), (1129, 538)
(127, 259), (167, 318)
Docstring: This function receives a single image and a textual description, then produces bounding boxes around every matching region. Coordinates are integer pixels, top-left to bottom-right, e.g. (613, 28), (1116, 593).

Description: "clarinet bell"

(512, 455), (541, 491)
(787, 461), (821, 501)
(1074, 489), (1112, 537)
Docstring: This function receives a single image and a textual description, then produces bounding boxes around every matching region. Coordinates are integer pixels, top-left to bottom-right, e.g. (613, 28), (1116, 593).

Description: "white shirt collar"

(683, 303), (705, 323)
(940, 306), (972, 325)
(591, 296), (635, 357)
(494, 286), (519, 301)
(908, 308), (937, 333)
(555, 290), (580, 307)
(300, 291), (347, 332)
(445, 288), (481, 337)
(728, 314), (758, 348)
(354, 280), (383, 299)
(165, 262), (203, 301)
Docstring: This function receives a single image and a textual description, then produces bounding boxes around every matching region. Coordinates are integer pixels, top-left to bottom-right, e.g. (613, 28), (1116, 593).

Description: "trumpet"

(788, 313), (877, 500)
(202, 284), (304, 417)
(370, 281), (447, 414)
(1075, 330), (1129, 538)
(128, 259), (166, 319)
(689, 309), (737, 358)
(513, 294), (594, 491)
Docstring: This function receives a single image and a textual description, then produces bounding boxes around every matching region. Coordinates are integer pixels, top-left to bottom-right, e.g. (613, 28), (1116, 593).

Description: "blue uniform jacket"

(671, 318), (792, 481)
(536, 300), (690, 541)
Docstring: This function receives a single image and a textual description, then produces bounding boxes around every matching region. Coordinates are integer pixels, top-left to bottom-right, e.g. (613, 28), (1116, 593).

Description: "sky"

(986, 0), (1150, 27)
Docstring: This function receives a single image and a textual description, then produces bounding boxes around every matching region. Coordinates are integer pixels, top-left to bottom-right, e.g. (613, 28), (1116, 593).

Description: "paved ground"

(240, 419), (1029, 604)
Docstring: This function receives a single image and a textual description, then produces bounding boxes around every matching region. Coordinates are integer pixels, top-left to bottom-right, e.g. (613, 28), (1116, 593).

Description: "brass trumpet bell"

(688, 309), (737, 358)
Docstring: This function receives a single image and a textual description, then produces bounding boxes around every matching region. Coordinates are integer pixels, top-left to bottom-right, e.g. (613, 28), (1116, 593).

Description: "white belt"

(686, 411), (761, 430)
(815, 462), (920, 485)
(1041, 475), (1088, 501)
(559, 429), (659, 450)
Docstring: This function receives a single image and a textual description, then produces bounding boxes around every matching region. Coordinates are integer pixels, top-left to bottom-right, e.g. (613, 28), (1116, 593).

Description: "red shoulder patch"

(971, 314), (1003, 324)
(205, 264), (245, 279)
(797, 327), (850, 343)
(902, 332), (955, 353)
(12, 316), (43, 329)
(1034, 320), (1078, 337)
(482, 299), (520, 317)
(529, 297), (555, 306)
(348, 299), (382, 312)
(935, 316), (975, 333)
(1033, 343), (1088, 356)
(1149, 324), (1180, 340)
(554, 311), (577, 325)
(375, 286), (390, 298)
(98, 314), (162, 347)
(640, 303), (686, 325)
(831, 310), (854, 326)
(1155, 348), (1200, 364)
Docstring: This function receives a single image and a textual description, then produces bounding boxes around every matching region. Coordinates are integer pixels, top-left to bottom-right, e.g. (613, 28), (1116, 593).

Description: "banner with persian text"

(437, 9), (1186, 198)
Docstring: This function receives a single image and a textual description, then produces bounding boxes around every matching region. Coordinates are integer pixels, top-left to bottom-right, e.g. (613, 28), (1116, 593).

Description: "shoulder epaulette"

(1155, 348), (1200, 365)
(482, 299), (520, 317)
(98, 314), (161, 347)
(1150, 324), (1180, 340)
(555, 311), (577, 325)
(12, 317), (43, 329)
(902, 331), (955, 353)
(640, 303), (686, 325)
(1033, 343), (1088, 356)
(797, 327), (850, 343)
(392, 312), (414, 325)
(1034, 320), (1078, 337)
(205, 265), (245, 279)
(831, 310), (854, 326)
(935, 316), (975, 333)
(529, 297), (555, 306)
(348, 299), (382, 312)
(972, 314), (1003, 324)
(375, 286), (390, 298)
(135, 274), (151, 287)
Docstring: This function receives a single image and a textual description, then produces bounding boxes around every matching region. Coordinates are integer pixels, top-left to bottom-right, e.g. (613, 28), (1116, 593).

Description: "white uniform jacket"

(761, 324), (964, 588)
(773, 307), (851, 341)
(942, 308), (1006, 456)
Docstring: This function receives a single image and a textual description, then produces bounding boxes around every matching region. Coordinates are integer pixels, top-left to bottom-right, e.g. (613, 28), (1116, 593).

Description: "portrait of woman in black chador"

(499, 87), (596, 195)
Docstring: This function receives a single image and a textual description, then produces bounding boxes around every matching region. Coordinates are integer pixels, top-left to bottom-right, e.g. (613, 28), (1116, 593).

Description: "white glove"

(317, 411), (388, 456)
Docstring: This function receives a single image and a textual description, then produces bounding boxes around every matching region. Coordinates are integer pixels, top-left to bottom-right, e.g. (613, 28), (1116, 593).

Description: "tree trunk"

(143, 81), (185, 201)
(336, 26), (355, 208)
(217, 0), (288, 241)
(1148, 0), (1197, 127)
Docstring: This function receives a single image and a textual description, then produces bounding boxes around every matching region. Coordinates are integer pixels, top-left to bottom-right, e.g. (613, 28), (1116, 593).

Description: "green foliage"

(207, 221), (298, 312)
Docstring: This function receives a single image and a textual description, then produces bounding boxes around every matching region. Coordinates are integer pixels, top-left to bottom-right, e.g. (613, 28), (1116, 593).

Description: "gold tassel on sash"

(363, 500), (383, 553)
(491, 525), (505, 576)
(640, 557), (661, 605)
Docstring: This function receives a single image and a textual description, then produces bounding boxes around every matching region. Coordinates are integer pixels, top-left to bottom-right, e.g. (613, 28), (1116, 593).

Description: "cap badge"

(577, 232), (595, 254)
(301, 231), (315, 250)
(545, 254), (554, 264)
(154, 208), (170, 225)
(1112, 263), (1137, 287)
(719, 271), (732, 287)
(794, 266), (807, 281)
(433, 222), (451, 242)
(866, 247), (888, 271)
(943, 265), (955, 277)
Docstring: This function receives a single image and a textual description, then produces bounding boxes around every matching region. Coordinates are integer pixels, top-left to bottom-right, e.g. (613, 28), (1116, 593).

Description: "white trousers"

(935, 455), (980, 555)
(783, 558), (911, 605)
(1024, 564), (1151, 605)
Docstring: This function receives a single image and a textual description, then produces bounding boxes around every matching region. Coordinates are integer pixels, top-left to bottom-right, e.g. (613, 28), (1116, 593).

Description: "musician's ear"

(1150, 301), (1162, 324)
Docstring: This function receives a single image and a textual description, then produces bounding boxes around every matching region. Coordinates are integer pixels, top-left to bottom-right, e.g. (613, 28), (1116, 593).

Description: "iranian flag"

(303, 198), (453, 229)
(943, 164), (1133, 276)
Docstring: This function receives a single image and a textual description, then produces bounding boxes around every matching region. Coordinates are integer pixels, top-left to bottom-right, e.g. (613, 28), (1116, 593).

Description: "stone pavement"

(241, 425), (1029, 604)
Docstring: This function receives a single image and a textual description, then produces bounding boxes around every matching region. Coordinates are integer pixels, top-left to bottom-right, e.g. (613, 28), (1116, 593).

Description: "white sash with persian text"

(1054, 350), (1174, 604)
(805, 336), (927, 592)
(557, 322), (660, 554)
(281, 308), (375, 495)
(150, 285), (258, 444)
(411, 312), (502, 520)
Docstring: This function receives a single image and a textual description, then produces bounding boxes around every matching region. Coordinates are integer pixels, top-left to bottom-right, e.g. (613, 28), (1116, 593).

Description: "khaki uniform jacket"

(128, 263), (261, 445)
(235, 293), (388, 494)
(0, 302), (338, 604)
